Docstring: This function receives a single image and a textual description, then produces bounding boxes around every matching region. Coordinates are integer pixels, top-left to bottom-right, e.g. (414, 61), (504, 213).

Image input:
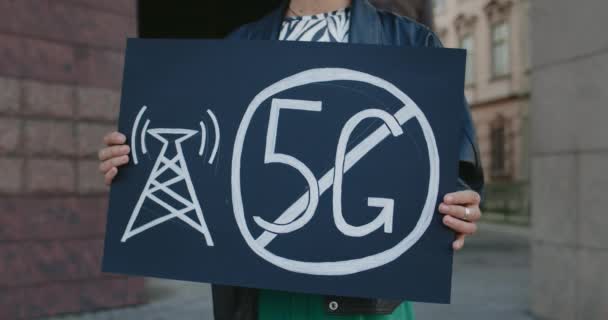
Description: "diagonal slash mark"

(255, 105), (416, 248)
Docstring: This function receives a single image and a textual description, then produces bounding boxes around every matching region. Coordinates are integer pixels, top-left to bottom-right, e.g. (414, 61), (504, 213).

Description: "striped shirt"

(279, 8), (351, 43)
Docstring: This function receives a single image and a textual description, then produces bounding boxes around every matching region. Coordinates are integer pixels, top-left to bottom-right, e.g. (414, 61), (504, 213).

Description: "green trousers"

(258, 290), (415, 320)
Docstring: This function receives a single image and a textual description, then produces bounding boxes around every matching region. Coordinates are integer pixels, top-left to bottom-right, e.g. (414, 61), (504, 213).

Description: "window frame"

(432, 0), (446, 14)
(459, 33), (476, 86)
(490, 20), (511, 78)
(489, 115), (511, 180)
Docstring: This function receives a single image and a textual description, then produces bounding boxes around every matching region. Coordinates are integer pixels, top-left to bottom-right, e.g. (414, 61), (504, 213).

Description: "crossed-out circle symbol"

(231, 68), (440, 275)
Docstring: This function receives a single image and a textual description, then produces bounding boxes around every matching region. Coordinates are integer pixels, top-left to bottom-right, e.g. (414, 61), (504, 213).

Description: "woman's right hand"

(98, 131), (130, 185)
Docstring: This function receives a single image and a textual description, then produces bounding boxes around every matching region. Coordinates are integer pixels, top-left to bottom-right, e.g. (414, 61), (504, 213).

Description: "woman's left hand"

(438, 190), (482, 251)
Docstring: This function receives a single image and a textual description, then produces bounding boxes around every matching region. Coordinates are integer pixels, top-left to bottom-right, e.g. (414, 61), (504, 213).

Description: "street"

(414, 223), (533, 320)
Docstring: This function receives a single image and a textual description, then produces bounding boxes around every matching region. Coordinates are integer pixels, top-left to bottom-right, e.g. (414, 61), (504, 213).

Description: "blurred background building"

(433, 0), (531, 224)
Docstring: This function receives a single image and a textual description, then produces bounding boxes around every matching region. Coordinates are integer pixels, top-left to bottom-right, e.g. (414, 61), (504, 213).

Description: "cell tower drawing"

(121, 106), (220, 246)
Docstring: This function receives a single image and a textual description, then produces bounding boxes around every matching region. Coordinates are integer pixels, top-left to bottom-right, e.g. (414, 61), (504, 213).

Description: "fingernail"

(122, 145), (130, 153)
(439, 204), (448, 211)
(444, 195), (452, 202)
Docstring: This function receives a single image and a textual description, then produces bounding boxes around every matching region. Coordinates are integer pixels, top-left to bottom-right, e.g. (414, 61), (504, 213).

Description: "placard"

(102, 39), (465, 303)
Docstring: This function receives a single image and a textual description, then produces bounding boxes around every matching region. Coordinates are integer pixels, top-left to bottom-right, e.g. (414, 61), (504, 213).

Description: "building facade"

(433, 0), (531, 219)
(0, 1), (145, 319)
(530, 0), (608, 318)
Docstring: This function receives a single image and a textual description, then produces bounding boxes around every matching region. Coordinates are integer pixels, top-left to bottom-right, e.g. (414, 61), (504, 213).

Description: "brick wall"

(0, 0), (145, 318)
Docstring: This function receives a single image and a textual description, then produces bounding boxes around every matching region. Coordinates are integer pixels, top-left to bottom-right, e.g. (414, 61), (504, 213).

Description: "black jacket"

(213, 0), (485, 318)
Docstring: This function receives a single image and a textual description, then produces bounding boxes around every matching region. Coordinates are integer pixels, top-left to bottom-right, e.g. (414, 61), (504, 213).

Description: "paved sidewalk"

(46, 223), (533, 320)
(413, 223), (534, 320)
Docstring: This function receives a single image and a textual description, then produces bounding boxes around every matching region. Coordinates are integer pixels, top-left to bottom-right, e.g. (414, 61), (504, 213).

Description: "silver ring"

(463, 207), (471, 221)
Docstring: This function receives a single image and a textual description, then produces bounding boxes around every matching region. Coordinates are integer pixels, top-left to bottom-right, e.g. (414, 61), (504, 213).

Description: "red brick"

(0, 117), (20, 153)
(0, 0), (44, 36)
(23, 80), (74, 118)
(0, 259), (144, 318)
(20, 37), (77, 84)
(126, 277), (147, 305)
(73, 47), (125, 90)
(0, 288), (24, 320)
(0, 0), (135, 50)
(0, 3), (130, 88)
(66, 0), (137, 16)
(77, 87), (120, 121)
(21, 282), (81, 318)
(77, 122), (115, 157)
(0, 33), (23, 78)
(70, 5), (135, 49)
(0, 157), (23, 193)
(24, 120), (75, 156)
(0, 240), (105, 287)
(26, 159), (76, 193)
(0, 77), (20, 113)
(78, 160), (109, 194)
(79, 278), (130, 311)
(2, 35), (125, 90)
(0, 197), (108, 241)
(0, 243), (32, 287)
(0, 1), (143, 317)
(31, 240), (105, 283)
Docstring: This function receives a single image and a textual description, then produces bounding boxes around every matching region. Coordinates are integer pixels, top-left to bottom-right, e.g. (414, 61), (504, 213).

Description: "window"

(490, 116), (508, 178)
(453, 14), (478, 83)
(460, 34), (475, 85)
(433, 0), (446, 14)
(491, 22), (510, 77)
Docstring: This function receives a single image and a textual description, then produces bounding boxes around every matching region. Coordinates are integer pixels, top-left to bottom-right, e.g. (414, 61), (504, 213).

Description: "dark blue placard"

(102, 39), (465, 303)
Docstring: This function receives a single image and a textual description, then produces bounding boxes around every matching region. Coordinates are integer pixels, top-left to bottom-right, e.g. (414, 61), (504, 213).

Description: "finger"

(103, 131), (126, 146)
(98, 155), (129, 173)
(98, 145), (130, 161)
(104, 167), (118, 185)
(453, 234), (466, 250)
(444, 190), (481, 205)
(438, 203), (482, 221)
(443, 215), (477, 235)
